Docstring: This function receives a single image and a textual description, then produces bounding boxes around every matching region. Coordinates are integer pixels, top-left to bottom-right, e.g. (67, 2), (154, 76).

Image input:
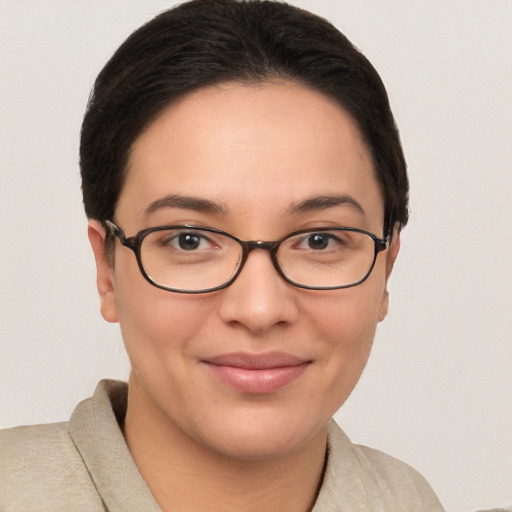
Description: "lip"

(201, 351), (311, 394)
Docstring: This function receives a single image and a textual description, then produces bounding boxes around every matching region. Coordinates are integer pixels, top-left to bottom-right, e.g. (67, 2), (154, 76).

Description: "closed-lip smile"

(201, 351), (312, 394)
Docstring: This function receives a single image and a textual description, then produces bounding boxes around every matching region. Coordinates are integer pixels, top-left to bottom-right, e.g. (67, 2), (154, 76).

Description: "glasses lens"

(139, 228), (242, 292)
(277, 229), (376, 288)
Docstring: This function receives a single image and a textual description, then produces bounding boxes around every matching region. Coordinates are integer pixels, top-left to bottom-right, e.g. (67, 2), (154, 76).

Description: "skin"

(88, 81), (400, 512)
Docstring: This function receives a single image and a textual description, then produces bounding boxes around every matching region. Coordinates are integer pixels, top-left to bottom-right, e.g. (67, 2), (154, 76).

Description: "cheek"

(312, 296), (378, 379)
(306, 271), (387, 399)
(111, 258), (211, 364)
(310, 274), (386, 346)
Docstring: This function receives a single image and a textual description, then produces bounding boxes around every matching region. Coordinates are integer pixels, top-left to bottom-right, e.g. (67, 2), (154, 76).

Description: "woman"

(0, 1), (444, 510)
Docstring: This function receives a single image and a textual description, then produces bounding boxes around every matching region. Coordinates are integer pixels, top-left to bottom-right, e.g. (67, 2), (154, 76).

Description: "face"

(89, 81), (399, 460)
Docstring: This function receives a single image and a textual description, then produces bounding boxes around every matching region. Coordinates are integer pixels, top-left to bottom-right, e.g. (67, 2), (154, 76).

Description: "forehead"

(117, 81), (384, 233)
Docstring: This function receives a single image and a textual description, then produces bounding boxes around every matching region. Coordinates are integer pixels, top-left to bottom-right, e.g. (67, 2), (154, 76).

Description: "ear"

(88, 219), (119, 323)
(378, 226), (401, 322)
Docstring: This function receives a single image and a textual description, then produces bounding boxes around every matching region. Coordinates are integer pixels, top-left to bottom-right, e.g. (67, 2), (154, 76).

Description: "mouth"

(201, 351), (312, 394)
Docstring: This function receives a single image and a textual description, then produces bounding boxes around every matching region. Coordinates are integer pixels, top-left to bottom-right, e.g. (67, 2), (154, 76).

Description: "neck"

(123, 375), (327, 512)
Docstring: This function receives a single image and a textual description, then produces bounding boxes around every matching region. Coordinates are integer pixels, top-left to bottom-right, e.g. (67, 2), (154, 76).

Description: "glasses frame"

(105, 220), (389, 294)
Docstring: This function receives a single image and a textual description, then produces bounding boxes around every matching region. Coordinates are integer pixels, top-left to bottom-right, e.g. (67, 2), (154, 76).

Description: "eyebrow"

(287, 194), (366, 216)
(144, 194), (228, 216)
(144, 193), (364, 219)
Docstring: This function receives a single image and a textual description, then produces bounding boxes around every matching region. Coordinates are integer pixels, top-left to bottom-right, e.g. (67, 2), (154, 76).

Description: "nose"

(217, 248), (299, 335)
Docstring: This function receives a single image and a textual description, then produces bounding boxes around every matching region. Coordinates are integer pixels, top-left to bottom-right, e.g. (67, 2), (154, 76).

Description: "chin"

(193, 410), (328, 462)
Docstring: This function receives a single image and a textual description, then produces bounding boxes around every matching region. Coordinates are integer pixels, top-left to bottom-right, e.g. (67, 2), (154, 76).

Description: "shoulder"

(352, 442), (443, 506)
(1, 420), (68, 452)
(313, 421), (445, 512)
(0, 381), (156, 512)
(0, 420), (105, 511)
(0, 421), (77, 478)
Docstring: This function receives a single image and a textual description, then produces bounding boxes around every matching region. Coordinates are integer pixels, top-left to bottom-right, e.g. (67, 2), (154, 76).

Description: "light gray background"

(1, 1), (511, 511)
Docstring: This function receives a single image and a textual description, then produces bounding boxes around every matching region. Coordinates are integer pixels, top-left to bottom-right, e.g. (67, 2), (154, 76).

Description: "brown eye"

(307, 233), (330, 250)
(177, 233), (202, 251)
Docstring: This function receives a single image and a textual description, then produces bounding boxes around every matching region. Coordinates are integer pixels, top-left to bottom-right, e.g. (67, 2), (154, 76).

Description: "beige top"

(0, 380), (444, 511)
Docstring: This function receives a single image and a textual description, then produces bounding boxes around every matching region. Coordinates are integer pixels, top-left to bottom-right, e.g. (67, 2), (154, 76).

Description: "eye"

(164, 230), (215, 251)
(177, 232), (203, 250)
(295, 232), (344, 251)
(306, 233), (332, 250)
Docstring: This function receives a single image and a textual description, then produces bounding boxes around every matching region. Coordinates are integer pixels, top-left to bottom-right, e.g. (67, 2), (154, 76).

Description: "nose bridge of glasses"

(236, 240), (284, 284)
(245, 240), (278, 253)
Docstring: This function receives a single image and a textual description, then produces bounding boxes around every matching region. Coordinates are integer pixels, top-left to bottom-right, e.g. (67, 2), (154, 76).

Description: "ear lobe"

(378, 289), (389, 322)
(379, 226), (401, 323)
(88, 220), (119, 323)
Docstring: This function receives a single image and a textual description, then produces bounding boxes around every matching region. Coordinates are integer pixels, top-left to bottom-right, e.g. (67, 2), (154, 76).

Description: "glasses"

(105, 220), (389, 294)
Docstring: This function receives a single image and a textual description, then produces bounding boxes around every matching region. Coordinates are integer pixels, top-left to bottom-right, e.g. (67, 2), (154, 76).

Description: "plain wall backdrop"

(1, 1), (511, 511)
